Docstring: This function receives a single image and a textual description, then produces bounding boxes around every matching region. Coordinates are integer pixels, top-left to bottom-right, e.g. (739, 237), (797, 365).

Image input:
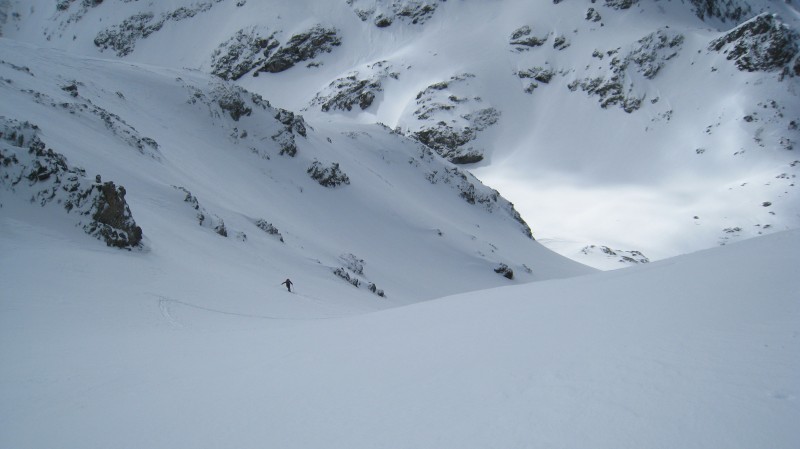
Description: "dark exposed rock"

(61, 81), (79, 97)
(211, 27), (280, 80)
(272, 108), (307, 157)
(410, 146), (532, 239)
(629, 29), (685, 79)
(394, 2), (438, 24)
(425, 165), (533, 239)
(0, 118), (142, 249)
(509, 25), (550, 50)
(411, 74), (499, 164)
(214, 87), (252, 121)
(181, 79), (306, 158)
(569, 28), (684, 112)
(333, 254), (385, 297)
(494, 263), (514, 280)
(311, 61), (399, 112)
(94, 12), (159, 57)
(415, 124), (482, 163)
(307, 160), (350, 187)
(95, 2), (224, 57)
(88, 181), (143, 248)
(274, 109), (307, 137)
(173, 185), (227, 237)
(340, 253), (364, 275)
(581, 245), (650, 264)
(54, 0), (105, 29)
(272, 129), (297, 157)
(553, 35), (570, 50)
(690, 0), (752, 23)
(517, 67), (556, 93)
(709, 13), (800, 75)
(347, 0), (441, 27)
(604, 0), (638, 9)
(254, 219), (284, 242)
(413, 107), (499, 164)
(333, 267), (361, 288)
(259, 25), (341, 74)
(326, 78), (377, 111)
(375, 15), (393, 27)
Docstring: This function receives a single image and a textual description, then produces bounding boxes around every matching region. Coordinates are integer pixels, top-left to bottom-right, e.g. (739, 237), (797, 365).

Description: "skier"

(281, 278), (293, 292)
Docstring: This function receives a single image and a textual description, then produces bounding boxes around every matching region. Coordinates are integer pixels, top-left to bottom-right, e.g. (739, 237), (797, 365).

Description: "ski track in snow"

(157, 297), (184, 328)
(153, 294), (347, 323)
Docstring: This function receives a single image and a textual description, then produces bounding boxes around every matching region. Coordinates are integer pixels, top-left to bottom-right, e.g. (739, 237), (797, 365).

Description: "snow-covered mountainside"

(2, 0), (798, 266)
(1, 38), (589, 304)
(1, 3), (799, 447)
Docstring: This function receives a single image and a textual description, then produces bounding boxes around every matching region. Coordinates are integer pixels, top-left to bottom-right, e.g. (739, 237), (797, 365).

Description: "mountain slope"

(0, 38), (590, 305)
(3, 0), (797, 265)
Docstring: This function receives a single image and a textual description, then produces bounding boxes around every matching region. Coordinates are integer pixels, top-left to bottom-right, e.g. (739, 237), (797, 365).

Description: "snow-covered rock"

(0, 118), (142, 249)
(310, 60), (399, 112)
(408, 74), (500, 164)
(347, 0), (442, 27)
(709, 13), (800, 75)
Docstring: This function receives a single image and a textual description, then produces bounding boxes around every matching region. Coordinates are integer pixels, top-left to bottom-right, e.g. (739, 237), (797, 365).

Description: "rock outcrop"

(709, 13), (800, 76)
(0, 118), (143, 249)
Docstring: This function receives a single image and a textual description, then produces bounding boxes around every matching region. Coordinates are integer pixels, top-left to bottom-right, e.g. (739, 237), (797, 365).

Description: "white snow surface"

(2, 218), (798, 448)
(1, 2), (799, 447)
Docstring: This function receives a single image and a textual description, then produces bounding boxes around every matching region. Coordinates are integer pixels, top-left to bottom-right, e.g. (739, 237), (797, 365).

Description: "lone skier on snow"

(281, 278), (293, 292)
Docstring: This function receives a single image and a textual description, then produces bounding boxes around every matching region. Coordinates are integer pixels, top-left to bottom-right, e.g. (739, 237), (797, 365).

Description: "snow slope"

(1, 3), (798, 446)
(2, 220), (798, 448)
(0, 37), (591, 306)
(3, 0), (798, 265)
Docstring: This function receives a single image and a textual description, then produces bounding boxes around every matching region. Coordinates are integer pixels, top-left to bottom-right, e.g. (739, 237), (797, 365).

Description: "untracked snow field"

(1, 222), (798, 448)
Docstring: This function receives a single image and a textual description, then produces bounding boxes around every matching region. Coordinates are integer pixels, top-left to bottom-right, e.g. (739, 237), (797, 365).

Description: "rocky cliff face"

(0, 118), (142, 249)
